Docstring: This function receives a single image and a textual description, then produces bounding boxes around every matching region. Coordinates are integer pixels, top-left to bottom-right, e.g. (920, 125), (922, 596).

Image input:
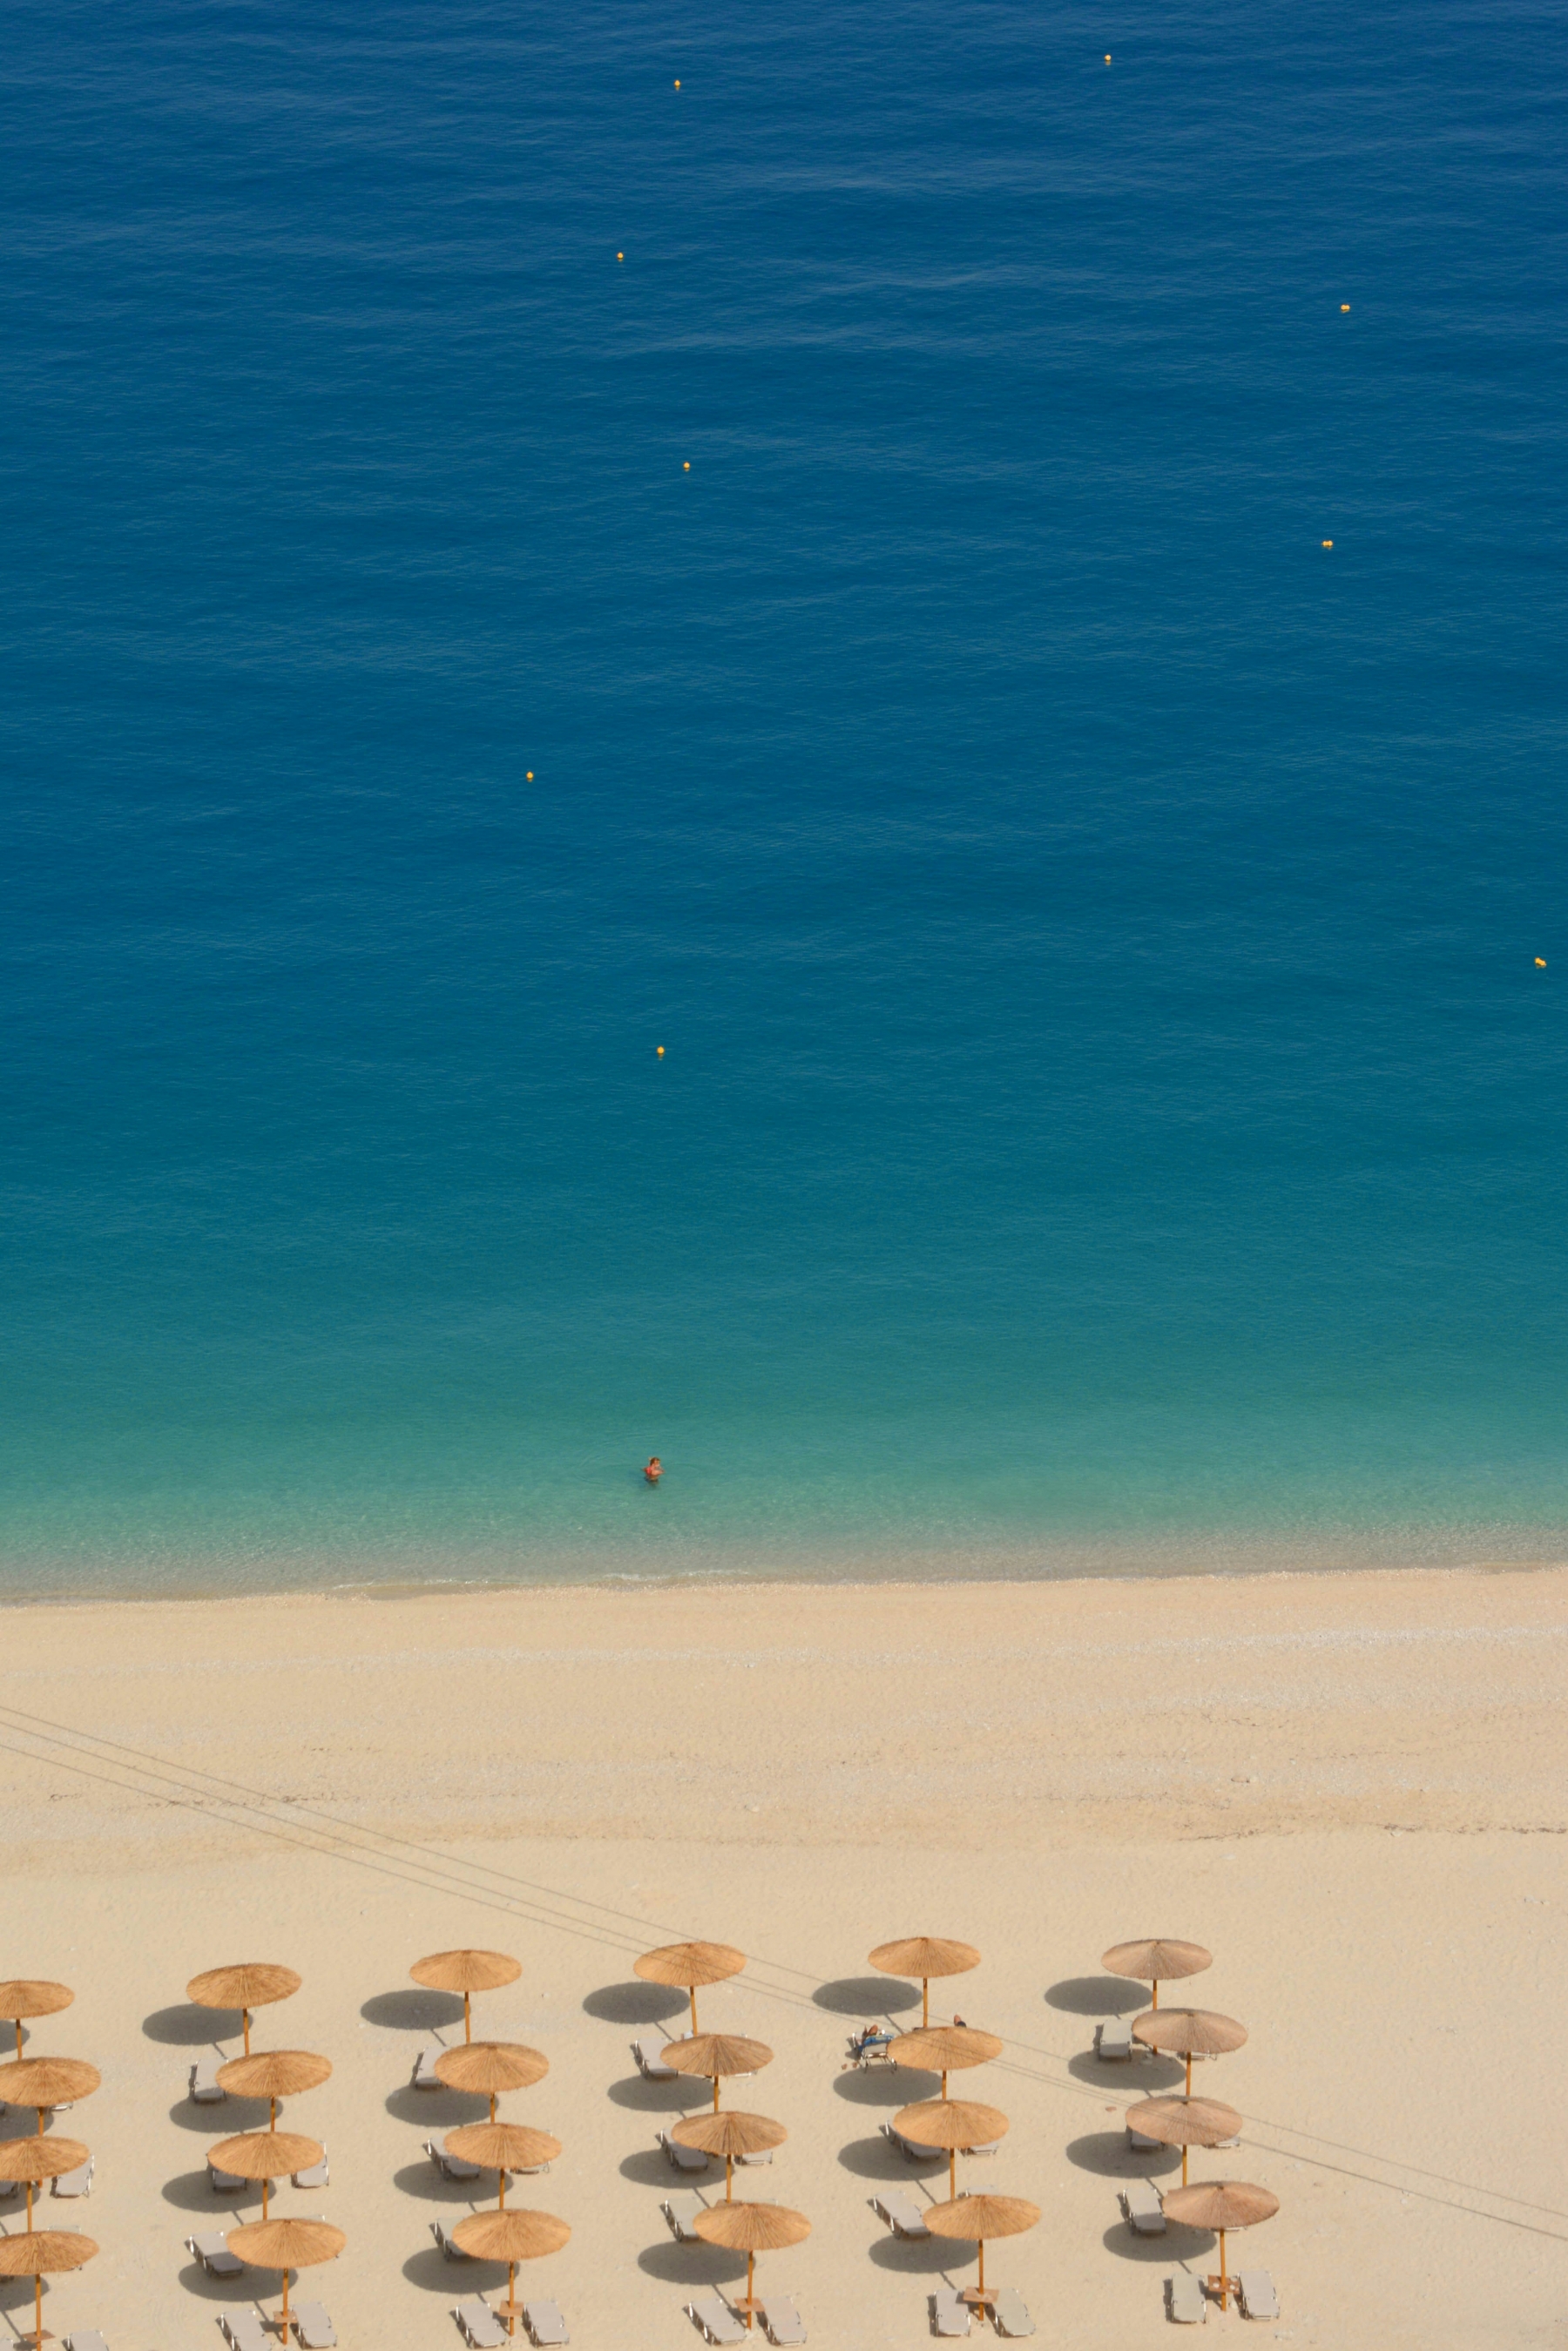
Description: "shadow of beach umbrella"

(889, 2025), (1004, 2097)
(410, 1951), (521, 2045)
(634, 1942), (746, 2036)
(894, 2099), (1009, 2201)
(217, 2050), (332, 2130)
(207, 2129), (323, 2219)
(659, 2033), (774, 2115)
(868, 1939), (979, 2030)
(0, 2059), (101, 2137)
(1126, 2095), (1242, 2187)
(0, 2226), (97, 2349)
(0, 1984), (72, 2062)
(435, 2041), (549, 2125)
(924, 2192), (1038, 2310)
(452, 2206), (569, 2338)
(692, 2200), (808, 2331)
(1102, 1940), (1213, 2011)
(671, 2110), (787, 2200)
(1162, 2179), (1278, 2312)
(187, 1964), (301, 2057)
(1132, 2010), (1247, 2098)
(227, 2214), (345, 2341)
(0, 2137), (89, 2228)
(446, 2123), (562, 2209)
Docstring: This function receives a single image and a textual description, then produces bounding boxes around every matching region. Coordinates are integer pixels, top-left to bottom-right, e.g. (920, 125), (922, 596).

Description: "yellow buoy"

(683, 461), (690, 470)
(1341, 303), (1350, 312)
(617, 251), (624, 261)
(1536, 958), (1548, 969)
(673, 78), (680, 88)
(1105, 52), (1112, 62)
(1322, 539), (1333, 548)
(657, 1045), (665, 1057)
(526, 771), (534, 780)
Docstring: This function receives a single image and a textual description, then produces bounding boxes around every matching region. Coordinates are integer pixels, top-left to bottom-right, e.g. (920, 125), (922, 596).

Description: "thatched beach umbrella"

(659, 2033), (774, 2115)
(1162, 2179), (1279, 2312)
(1126, 2094), (1242, 2187)
(634, 1942), (746, 2036)
(1132, 2009), (1247, 2098)
(0, 1983), (72, 2062)
(924, 2192), (1039, 2310)
(894, 2098), (1009, 2201)
(434, 2042), (549, 2125)
(187, 1963), (301, 2057)
(452, 2207), (569, 2338)
(0, 2226), (97, 2349)
(446, 2122), (562, 2208)
(217, 2049), (332, 2129)
(692, 2201), (809, 2331)
(207, 2129), (323, 2219)
(671, 2110), (786, 2200)
(410, 1950), (522, 2045)
(1103, 1940), (1212, 2011)
(868, 1938), (979, 2030)
(0, 2137), (89, 2228)
(889, 2025), (1004, 2096)
(227, 2215), (345, 2341)
(0, 2058), (101, 2135)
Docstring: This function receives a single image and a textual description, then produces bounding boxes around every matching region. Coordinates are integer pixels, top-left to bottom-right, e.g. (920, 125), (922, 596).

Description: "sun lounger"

(632, 2038), (677, 2080)
(51, 2158), (92, 2199)
(0, 2179), (16, 2199)
(64, 2333), (109, 2351)
(1235, 2272), (1279, 2321)
(186, 2234), (244, 2280)
(963, 2139), (1000, 2158)
(292, 2302), (335, 2349)
(881, 2121), (943, 2162)
(428, 2137), (483, 2182)
(413, 2045), (445, 2090)
(990, 2287), (1032, 2338)
(432, 2219), (472, 2260)
(1126, 2123), (1162, 2152)
(760, 2294), (806, 2346)
(220, 2313), (273, 2351)
(736, 2145), (773, 2165)
(930, 2288), (970, 2338)
(207, 2159), (247, 2193)
(1166, 2274), (1206, 2325)
(522, 2297), (568, 2345)
(292, 2147), (329, 2190)
(1122, 2180), (1166, 2235)
(687, 2296), (747, 2347)
(453, 2300), (509, 2351)
(870, 2188), (930, 2240)
(662, 2192), (704, 2242)
(659, 2130), (709, 2173)
(190, 2058), (226, 2105)
(1095, 2020), (1133, 2061)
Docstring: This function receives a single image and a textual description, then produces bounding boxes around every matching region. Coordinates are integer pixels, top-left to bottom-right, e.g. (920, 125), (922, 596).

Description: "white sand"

(2, 1565), (1566, 2351)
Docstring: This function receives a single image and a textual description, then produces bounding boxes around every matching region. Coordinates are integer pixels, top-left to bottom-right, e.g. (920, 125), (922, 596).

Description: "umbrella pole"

(1218, 2230), (1228, 2312)
(747, 2252), (754, 2329)
(36, 2107), (44, 2137)
(281, 2271), (291, 2338)
(726, 2154), (733, 2202)
(271, 2096), (278, 2129)
(949, 2152), (956, 2200)
(1181, 2145), (1188, 2188)
(507, 2262), (517, 2335)
(922, 1978), (929, 2029)
(262, 2178), (270, 2219)
(26, 2179), (34, 2226)
(1185, 2055), (1193, 2098)
(34, 2271), (42, 2348)
(690, 1986), (699, 2036)
(499, 2170), (507, 2211)
(977, 2241), (985, 2299)
(13, 2019), (21, 2057)
(464, 1990), (472, 2045)
(490, 2094), (497, 2125)
(1152, 1980), (1159, 2010)
(712, 2080), (720, 2115)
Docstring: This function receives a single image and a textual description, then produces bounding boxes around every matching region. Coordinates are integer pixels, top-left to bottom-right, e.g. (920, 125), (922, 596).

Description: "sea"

(3, 0), (1565, 1598)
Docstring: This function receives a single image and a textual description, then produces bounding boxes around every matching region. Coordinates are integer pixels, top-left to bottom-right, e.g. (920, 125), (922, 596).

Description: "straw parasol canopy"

(889, 2025), (1004, 2094)
(452, 2208), (570, 2339)
(0, 2226), (97, 2349)
(634, 1942), (746, 2035)
(1126, 2095), (1242, 2187)
(207, 2130), (323, 2219)
(1162, 2179), (1279, 2312)
(0, 1983), (73, 2061)
(434, 2041), (549, 2125)
(217, 2050), (331, 2129)
(895, 2098), (1009, 2199)
(227, 2215), (345, 2340)
(659, 2033), (774, 2115)
(693, 2201), (809, 2330)
(445, 2123), (562, 2207)
(1132, 2009), (1247, 2098)
(0, 2058), (101, 2135)
(671, 2110), (787, 2200)
(868, 1938), (980, 2028)
(0, 2137), (90, 2229)
(187, 1963), (301, 2057)
(1102, 1939), (1212, 2010)
(924, 2193), (1039, 2308)
(410, 1950), (522, 2044)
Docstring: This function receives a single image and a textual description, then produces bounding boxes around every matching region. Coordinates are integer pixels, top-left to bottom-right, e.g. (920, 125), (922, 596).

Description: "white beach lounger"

(1127, 2124), (1162, 2152)
(659, 2130), (709, 2173)
(736, 2145), (774, 2166)
(522, 2297), (568, 2345)
(208, 2159), (247, 2194)
(432, 2219), (473, 2260)
(1166, 2274), (1206, 2325)
(930, 2287), (970, 2339)
(220, 2312), (273, 2351)
(760, 2294), (806, 2346)
(454, 2300), (509, 2350)
(0, 2179), (17, 2199)
(990, 2287), (1033, 2338)
(428, 2137), (483, 2182)
(190, 2058), (226, 2105)
(63, 2333), (109, 2351)
(632, 2038), (678, 2080)
(687, 2295), (747, 2347)
(870, 2188), (930, 2240)
(1122, 2181), (1166, 2235)
(1096, 2020), (1133, 2061)
(962, 2139), (1000, 2158)
(1235, 2272), (1279, 2321)
(413, 2045), (445, 2090)
(662, 2192), (704, 2242)
(881, 2121), (943, 2162)
(292, 2302), (335, 2349)
(186, 2233), (244, 2280)
(292, 2147), (329, 2190)
(51, 2158), (92, 2199)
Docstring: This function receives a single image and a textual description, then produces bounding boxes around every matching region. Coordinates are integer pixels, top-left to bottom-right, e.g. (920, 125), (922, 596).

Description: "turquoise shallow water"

(3, 0), (1567, 1595)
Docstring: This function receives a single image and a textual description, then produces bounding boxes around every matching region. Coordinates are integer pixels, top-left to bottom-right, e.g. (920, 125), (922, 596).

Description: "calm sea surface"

(3, 0), (1566, 1595)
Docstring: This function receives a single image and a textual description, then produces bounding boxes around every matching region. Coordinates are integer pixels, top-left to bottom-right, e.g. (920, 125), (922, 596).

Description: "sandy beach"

(3, 1564), (1567, 2351)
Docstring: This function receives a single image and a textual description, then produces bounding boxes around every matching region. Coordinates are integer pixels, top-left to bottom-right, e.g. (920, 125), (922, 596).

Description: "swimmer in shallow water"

(644, 1456), (663, 1483)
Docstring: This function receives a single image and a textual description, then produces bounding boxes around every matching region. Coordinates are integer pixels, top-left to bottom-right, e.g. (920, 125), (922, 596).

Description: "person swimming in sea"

(644, 1456), (663, 1483)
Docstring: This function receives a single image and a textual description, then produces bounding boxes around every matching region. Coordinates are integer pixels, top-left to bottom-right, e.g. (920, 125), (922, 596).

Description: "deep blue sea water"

(3, 0), (1566, 1595)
